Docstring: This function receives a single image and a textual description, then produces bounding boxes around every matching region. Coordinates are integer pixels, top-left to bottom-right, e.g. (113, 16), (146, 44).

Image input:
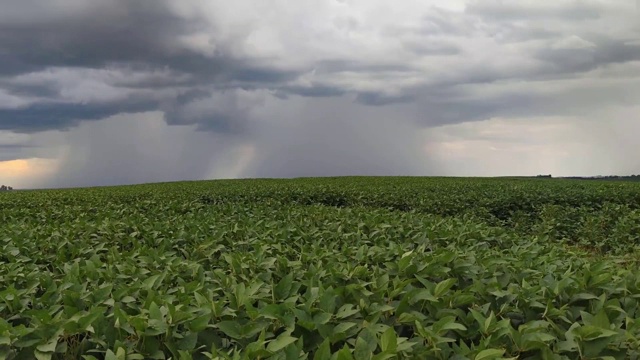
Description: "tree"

(0, 185), (13, 191)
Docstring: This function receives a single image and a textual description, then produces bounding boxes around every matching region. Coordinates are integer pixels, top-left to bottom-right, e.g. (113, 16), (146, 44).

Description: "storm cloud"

(1, 0), (639, 188)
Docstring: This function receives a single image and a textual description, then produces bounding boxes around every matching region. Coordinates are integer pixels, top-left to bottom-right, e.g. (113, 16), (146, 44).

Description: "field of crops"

(2, 177), (640, 359)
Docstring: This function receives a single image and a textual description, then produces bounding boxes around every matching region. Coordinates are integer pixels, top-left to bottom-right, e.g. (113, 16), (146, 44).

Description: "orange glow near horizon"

(0, 159), (32, 175)
(0, 158), (57, 187)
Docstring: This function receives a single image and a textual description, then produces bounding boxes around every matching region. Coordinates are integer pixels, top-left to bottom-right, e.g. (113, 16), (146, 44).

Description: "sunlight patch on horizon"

(0, 158), (58, 188)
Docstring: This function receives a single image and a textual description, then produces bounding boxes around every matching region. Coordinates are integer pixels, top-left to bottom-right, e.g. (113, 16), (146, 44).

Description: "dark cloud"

(0, 144), (36, 162)
(0, 101), (158, 133)
(0, 0), (302, 85)
(0, 3), (178, 75)
(0, 0), (302, 133)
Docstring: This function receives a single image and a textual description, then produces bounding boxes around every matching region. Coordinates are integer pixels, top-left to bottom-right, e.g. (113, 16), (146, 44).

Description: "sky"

(0, 0), (639, 189)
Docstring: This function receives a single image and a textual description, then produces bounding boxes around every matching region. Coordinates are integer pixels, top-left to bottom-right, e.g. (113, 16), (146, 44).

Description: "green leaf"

(333, 322), (357, 335)
(359, 328), (377, 352)
(520, 332), (556, 351)
(576, 325), (619, 341)
(571, 293), (599, 302)
(217, 321), (242, 339)
(275, 274), (294, 300)
(314, 312), (332, 325)
(434, 278), (456, 297)
(0, 335), (10, 346)
(149, 302), (162, 321)
(142, 275), (161, 290)
(313, 339), (332, 360)
(470, 308), (487, 329)
(36, 337), (59, 353)
(318, 288), (337, 313)
(583, 337), (617, 358)
(267, 334), (298, 353)
(354, 336), (373, 360)
(592, 309), (611, 330)
(177, 332), (198, 351)
(434, 316), (467, 333)
(336, 346), (354, 360)
(116, 347), (127, 360)
(104, 350), (118, 360)
(380, 327), (397, 352)
(189, 313), (211, 332)
(34, 350), (52, 360)
(475, 349), (505, 360)
(410, 289), (437, 303)
(336, 304), (360, 319)
(484, 312), (496, 333)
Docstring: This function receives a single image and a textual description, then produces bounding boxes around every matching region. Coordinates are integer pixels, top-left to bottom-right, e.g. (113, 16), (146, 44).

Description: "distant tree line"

(0, 185), (13, 191)
(561, 175), (640, 181)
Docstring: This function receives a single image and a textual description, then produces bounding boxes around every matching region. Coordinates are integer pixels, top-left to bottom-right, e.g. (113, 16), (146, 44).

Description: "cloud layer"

(1, 0), (639, 187)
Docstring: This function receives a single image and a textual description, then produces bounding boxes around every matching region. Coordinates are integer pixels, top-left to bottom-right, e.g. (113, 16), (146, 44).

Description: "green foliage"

(1, 177), (640, 359)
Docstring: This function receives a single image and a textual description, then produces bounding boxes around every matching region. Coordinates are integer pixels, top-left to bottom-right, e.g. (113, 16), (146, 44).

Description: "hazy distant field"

(2, 177), (640, 359)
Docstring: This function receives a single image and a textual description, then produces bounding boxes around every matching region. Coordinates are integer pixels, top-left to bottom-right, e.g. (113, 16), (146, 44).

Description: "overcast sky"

(1, 0), (639, 188)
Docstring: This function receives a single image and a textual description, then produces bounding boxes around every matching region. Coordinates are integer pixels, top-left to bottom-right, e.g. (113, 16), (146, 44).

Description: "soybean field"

(2, 177), (640, 359)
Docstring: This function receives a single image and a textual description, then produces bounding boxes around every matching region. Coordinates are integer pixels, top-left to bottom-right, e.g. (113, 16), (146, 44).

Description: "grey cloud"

(2, 0), (636, 137)
(466, 1), (603, 21)
(161, 90), (265, 134)
(402, 41), (461, 56)
(355, 92), (415, 106)
(535, 37), (640, 74)
(276, 85), (346, 99)
(314, 60), (414, 74)
(417, 8), (476, 36)
(410, 73), (640, 128)
(1, 82), (60, 99)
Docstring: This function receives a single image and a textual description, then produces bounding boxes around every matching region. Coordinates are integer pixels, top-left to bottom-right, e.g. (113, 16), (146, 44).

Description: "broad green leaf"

(336, 346), (355, 360)
(336, 304), (360, 319)
(410, 289), (437, 304)
(475, 349), (505, 360)
(380, 327), (397, 352)
(434, 279), (457, 297)
(313, 339), (332, 360)
(36, 337), (59, 353)
(354, 336), (373, 360)
(216, 321), (242, 339)
(34, 350), (52, 360)
(189, 313), (211, 332)
(333, 322), (358, 335)
(267, 334), (298, 353)
(275, 274), (294, 300)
